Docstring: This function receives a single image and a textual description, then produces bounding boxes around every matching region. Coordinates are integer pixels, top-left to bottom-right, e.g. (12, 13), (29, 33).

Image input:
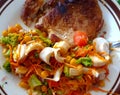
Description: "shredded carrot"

(1, 25), (112, 95)
(75, 45), (93, 57)
(65, 63), (77, 69)
(8, 45), (19, 66)
(8, 45), (13, 62)
(25, 66), (34, 77)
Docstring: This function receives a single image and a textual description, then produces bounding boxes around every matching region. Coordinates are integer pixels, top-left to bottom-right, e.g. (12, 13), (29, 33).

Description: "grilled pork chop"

(22, 0), (103, 45)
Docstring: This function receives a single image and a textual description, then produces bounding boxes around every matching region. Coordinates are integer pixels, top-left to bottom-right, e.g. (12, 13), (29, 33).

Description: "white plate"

(0, 0), (120, 95)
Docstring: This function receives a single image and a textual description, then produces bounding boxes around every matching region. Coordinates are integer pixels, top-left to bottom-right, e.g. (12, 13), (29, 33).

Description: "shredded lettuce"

(28, 74), (42, 88)
(76, 57), (92, 67)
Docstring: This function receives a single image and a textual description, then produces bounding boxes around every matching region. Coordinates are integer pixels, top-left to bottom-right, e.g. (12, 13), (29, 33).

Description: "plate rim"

(0, 0), (119, 95)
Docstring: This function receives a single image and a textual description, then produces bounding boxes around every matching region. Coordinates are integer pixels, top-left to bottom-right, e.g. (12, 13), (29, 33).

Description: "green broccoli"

(34, 29), (53, 46)
(0, 33), (19, 47)
(76, 57), (92, 67)
(3, 60), (11, 72)
(39, 35), (53, 46)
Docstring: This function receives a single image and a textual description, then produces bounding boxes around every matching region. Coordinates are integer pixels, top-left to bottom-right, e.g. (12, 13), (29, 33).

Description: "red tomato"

(48, 80), (59, 88)
(73, 31), (88, 47)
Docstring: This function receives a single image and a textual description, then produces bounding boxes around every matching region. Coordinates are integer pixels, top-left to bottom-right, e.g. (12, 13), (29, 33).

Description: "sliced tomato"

(73, 31), (88, 47)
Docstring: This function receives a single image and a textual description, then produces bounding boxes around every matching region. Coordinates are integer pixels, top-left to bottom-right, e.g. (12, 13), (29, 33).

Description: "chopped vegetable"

(28, 74), (42, 88)
(48, 88), (52, 95)
(0, 24), (112, 95)
(34, 52), (39, 58)
(63, 66), (69, 77)
(39, 35), (53, 46)
(48, 80), (59, 88)
(76, 57), (92, 67)
(56, 90), (63, 95)
(0, 33), (19, 47)
(3, 60), (11, 72)
(73, 31), (88, 47)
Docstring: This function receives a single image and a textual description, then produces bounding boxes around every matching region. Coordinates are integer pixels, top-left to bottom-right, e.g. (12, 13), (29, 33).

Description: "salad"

(0, 24), (112, 95)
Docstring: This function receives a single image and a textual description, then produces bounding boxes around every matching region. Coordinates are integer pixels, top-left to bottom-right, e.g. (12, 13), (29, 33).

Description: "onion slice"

(39, 47), (65, 65)
(45, 66), (63, 81)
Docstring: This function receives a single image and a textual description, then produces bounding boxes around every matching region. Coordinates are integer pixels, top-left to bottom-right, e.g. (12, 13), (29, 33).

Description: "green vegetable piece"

(43, 81), (48, 86)
(76, 57), (92, 67)
(34, 52), (39, 58)
(76, 74), (83, 79)
(28, 74), (42, 88)
(63, 66), (69, 77)
(3, 60), (11, 72)
(56, 90), (63, 95)
(8, 33), (18, 47)
(39, 35), (53, 46)
(48, 88), (52, 95)
(34, 29), (53, 46)
(35, 29), (43, 35)
(0, 33), (19, 47)
(42, 93), (47, 95)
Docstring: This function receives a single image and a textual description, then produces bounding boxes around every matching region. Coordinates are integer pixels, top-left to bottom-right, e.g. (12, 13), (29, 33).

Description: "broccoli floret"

(76, 57), (92, 67)
(34, 29), (53, 46)
(0, 33), (19, 47)
(3, 60), (11, 72)
(39, 35), (53, 46)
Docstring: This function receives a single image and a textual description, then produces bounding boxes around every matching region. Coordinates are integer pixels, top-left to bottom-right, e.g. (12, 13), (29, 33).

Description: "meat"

(22, 0), (103, 45)
(21, 0), (59, 25)
(21, 0), (44, 25)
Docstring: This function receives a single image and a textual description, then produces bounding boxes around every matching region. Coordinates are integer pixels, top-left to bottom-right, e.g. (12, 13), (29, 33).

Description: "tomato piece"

(48, 80), (59, 88)
(73, 31), (88, 47)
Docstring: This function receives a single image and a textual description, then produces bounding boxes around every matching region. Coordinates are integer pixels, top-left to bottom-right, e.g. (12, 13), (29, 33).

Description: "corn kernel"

(15, 24), (22, 31)
(19, 81), (29, 89)
(77, 65), (83, 70)
(70, 58), (77, 66)
(65, 56), (72, 63)
(24, 36), (31, 42)
(2, 30), (8, 36)
(41, 71), (49, 78)
(8, 26), (17, 33)
(2, 48), (7, 54)
(99, 80), (105, 87)
(15, 66), (28, 74)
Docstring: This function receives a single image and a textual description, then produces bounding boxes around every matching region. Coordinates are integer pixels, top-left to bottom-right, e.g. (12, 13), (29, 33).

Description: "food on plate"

(21, 0), (103, 45)
(0, 24), (112, 95)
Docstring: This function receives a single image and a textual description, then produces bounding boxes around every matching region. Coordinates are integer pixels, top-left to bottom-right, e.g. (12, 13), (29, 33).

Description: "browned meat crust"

(21, 0), (44, 25)
(21, 0), (59, 25)
(21, 0), (103, 45)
